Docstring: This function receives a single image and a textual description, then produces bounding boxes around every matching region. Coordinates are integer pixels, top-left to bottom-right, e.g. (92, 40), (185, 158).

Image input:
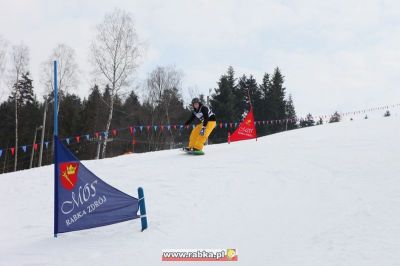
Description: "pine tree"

(123, 90), (143, 125)
(59, 93), (82, 137)
(329, 111), (341, 123)
(285, 94), (297, 130)
(7, 72), (40, 170)
(0, 101), (14, 157)
(300, 113), (315, 127)
(210, 66), (236, 143)
(260, 73), (271, 120)
(8, 72), (35, 106)
(81, 85), (105, 131)
(384, 110), (391, 117)
(259, 73), (271, 135)
(234, 74), (248, 120)
(267, 67), (287, 133)
(210, 67), (236, 122)
(79, 85), (106, 160)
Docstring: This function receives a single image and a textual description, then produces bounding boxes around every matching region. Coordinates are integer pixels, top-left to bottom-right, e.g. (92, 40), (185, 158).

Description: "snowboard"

(182, 148), (205, 155)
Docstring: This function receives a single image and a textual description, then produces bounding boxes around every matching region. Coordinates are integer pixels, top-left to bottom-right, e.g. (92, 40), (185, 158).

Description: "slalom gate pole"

(53, 60), (58, 238)
(138, 187), (148, 231)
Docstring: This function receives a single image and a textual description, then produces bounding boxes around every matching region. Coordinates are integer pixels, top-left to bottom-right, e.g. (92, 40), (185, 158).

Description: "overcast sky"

(0, 0), (399, 117)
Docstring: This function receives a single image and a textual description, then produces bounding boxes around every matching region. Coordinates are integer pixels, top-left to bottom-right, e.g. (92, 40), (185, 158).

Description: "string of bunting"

(0, 103), (398, 158)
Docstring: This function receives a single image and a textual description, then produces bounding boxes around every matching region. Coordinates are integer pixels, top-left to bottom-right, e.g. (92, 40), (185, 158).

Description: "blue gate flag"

(54, 137), (139, 234)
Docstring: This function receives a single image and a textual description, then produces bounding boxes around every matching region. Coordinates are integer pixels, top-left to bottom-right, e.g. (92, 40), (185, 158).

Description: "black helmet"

(191, 97), (201, 105)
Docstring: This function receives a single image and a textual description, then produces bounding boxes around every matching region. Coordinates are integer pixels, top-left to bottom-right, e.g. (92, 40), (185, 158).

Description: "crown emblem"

(60, 162), (79, 190)
(67, 164), (76, 175)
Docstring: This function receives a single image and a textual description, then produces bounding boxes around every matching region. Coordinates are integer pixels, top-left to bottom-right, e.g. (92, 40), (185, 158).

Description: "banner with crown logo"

(55, 137), (140, 234)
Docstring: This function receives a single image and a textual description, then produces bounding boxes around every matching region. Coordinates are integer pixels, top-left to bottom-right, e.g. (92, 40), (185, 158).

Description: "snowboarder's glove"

(200, 126), (206, 136)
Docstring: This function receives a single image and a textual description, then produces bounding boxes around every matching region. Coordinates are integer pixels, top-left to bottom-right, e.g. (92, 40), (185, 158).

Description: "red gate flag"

(229, 108), (257, 142)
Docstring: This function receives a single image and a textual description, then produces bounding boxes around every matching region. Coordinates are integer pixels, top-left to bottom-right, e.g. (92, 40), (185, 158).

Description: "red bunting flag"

(95, 132), (99, 138)
(112, 129), (117, 136)
(146, 125), (150, 131)
(34, 143), (38, 151)
(129, 126), (134, 135)
(219, 123), (223, 129)
(161, 125), (164, 131)
(174, 125), (177, 130)
(229, 108), (257, 142)
(11, 147), (15, 156)
(75, 136), (80, 143)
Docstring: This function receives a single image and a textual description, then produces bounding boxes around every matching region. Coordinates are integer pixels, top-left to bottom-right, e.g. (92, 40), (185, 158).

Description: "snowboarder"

(183, 98), (216, 152)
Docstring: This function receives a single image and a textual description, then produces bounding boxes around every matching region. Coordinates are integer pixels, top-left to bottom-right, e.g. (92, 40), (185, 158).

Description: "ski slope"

(1, 117), (400, 266)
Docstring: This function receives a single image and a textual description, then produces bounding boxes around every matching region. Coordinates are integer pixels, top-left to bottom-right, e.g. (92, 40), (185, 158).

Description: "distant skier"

(183, 98), (216, 152)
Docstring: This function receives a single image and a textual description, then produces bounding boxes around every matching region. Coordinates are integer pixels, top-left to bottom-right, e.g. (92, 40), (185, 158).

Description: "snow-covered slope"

(1, 118), (399, 266)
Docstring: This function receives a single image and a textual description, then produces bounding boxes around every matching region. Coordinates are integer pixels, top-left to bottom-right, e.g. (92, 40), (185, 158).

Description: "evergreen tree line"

(210, 66), (298, 142)
(1, 66), (357, 174)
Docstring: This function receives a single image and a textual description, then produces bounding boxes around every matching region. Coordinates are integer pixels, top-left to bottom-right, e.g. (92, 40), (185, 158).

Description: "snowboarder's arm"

(201, 106), (209, 127)
(184, 113), (195, 125)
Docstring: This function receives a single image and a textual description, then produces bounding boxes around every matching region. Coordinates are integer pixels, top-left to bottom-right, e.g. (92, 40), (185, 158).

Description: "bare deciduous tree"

(0, 36), (8, 100)
(40, 43), (79, 162)
(8, 43), (30, 171)
(187, 86), (201, 103)
(144, 65), (183, 150)
(90, 8), (142, 159)
(40, 43), (79, 101)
